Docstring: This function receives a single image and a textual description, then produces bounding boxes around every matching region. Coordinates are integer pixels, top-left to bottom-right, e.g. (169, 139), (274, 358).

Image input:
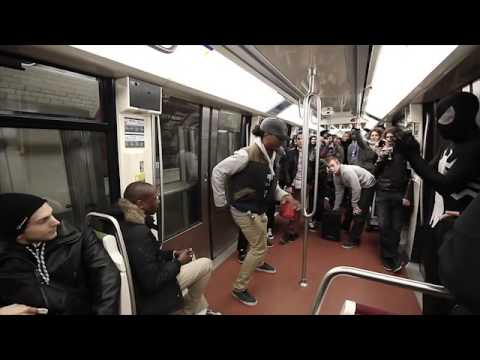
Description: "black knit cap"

(0, 193), (47, 239)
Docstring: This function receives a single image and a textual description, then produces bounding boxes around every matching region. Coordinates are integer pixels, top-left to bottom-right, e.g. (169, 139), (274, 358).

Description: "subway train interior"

(1, 45), (480, 315)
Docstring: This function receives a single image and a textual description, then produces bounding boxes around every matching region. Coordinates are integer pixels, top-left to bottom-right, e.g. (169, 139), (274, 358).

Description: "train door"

(208, 109), (246, 258)
(152, 96), (211, 258)
(151, 98), (247, 259)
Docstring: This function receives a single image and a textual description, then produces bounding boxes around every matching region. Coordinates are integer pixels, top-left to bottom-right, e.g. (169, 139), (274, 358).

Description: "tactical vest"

(229, 144), (278, 214)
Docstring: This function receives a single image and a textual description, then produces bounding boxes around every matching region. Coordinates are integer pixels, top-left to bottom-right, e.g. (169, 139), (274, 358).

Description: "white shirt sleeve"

(274, 185), (289, 202)
(211, 149), (249, 207)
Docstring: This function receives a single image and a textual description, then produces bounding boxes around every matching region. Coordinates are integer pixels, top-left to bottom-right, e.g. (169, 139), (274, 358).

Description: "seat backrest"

(87, 212), (136, 315)
(102, 234), (132, 315)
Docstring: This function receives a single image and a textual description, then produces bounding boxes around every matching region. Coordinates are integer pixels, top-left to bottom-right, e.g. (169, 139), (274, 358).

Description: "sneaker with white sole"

(256, 262), (276, 274)
(383, 258), (403, 273)
(267, 228), (274, 240)
(341, 240), (358, 249)
(232, 289), (257, 306)
(205, 309), (222, 315)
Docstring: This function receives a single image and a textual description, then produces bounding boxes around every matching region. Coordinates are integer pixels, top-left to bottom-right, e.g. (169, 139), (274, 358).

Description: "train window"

(472, 79), (480, 100)
(157, 96), (201, 239)
(215, 110), (242, 163)
(0, 62), (102, 120)
(0, 128), (110, 229)
(473, 80), (480, 127)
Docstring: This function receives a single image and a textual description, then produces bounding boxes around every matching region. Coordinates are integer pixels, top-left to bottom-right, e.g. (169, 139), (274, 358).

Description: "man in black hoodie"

(116, 181), (220, 315)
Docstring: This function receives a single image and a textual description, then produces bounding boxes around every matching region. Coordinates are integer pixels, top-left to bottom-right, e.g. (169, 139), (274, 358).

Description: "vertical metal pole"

(299, 92), (311, 287)
(299, 67), (322, 288)
(156, 116), (166, 242)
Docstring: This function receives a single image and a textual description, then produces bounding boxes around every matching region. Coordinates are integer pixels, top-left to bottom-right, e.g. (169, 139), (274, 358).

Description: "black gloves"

(395, 130), (421, 159)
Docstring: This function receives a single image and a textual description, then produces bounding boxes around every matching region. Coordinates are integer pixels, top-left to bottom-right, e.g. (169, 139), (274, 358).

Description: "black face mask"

(437, 92), (480, 142)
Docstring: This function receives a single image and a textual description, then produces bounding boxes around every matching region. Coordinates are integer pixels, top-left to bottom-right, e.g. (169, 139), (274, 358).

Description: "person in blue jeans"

(373, 127), (413, 273)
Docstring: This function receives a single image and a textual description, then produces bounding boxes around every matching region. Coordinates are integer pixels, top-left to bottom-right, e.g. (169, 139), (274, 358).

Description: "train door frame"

(207, 110), (249, 259)
(0, 53), (121, 211)
(151, 98), (212, 259)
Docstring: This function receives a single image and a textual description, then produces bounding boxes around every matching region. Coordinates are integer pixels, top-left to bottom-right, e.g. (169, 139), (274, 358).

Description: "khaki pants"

(231, 211), (268, 291)
(176, 257), (212, 314)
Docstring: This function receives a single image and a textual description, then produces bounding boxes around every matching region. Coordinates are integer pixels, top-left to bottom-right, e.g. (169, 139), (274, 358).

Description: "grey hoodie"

(333, 164), (376, 209)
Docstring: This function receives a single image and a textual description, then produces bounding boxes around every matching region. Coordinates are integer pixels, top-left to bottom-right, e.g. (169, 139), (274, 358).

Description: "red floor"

(205, 217), (422, 315)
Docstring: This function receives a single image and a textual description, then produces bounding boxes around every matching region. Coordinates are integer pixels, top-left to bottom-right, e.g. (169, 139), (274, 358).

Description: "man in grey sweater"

(327, 156), (376, 248)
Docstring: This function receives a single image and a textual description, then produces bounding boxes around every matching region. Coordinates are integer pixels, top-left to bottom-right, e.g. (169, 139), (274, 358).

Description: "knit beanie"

(0, 193), (47, 240)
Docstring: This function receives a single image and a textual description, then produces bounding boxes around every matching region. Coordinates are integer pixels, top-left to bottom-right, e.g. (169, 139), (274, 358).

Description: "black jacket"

(347, 140), (378, 173)
(278, 150), (292, 188)
(115, 199), (183, 315)
(0, 222), (120, 315)
(438, 194), (480, 313)
(374, 147), (413, 199)
(280, 147), (301, 188)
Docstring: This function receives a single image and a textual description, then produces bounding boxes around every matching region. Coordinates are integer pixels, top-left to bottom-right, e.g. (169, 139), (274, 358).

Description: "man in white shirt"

(212, 118), (299, 306)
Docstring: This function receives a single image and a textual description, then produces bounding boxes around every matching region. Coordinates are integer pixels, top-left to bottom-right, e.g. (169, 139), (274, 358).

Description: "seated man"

(116, 181), (220, 315)
(327, 156), (376, 249)
(0, 193), (121, 315)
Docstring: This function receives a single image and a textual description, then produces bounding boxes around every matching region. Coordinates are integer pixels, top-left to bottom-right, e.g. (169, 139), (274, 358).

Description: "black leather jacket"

(0, 222), (121, 315)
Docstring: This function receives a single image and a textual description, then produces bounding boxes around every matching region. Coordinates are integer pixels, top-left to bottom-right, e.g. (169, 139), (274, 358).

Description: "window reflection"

(0, 63), (101, 120)
(215, 110), (242, 164)
(158, 96), (201, 239)
(0, 128), (110, 230)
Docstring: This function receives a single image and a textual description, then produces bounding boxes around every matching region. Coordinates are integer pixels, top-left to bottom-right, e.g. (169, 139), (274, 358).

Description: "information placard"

(125, 117), (145, 148)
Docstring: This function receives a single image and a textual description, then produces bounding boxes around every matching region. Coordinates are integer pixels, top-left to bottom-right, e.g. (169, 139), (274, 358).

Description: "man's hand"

(176, 249), (193, 265)
(286, 186), (293, 194)
(395, 132), (420, 158)
(281, 194), (300, 210)
(438, 211), (460, 222)
(353, 206), (362, 215)
(402, 198), (411, 207)
(0, 304), (42, 315)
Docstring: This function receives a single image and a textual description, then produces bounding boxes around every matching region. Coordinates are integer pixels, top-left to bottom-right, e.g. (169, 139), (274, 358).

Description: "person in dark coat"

(373, 127), (413, 273)
(347, 128), (378, 173)
(437, 193), (480, 314)
(0, 193), (120, 315)
(396, 92), (480, 314)
(341, 131), (352, 164)
(115, 181), (220, 315)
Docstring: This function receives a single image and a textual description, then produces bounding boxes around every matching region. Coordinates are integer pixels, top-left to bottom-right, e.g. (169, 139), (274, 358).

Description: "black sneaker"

(238, 253), (246, 264)
(232, 289), (258, 306)
(383, 258), (403, 273)
(256, 262), (277, 274)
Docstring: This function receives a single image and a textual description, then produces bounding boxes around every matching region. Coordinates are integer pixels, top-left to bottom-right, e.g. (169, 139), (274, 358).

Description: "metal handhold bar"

(311, 266), (453, 315)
